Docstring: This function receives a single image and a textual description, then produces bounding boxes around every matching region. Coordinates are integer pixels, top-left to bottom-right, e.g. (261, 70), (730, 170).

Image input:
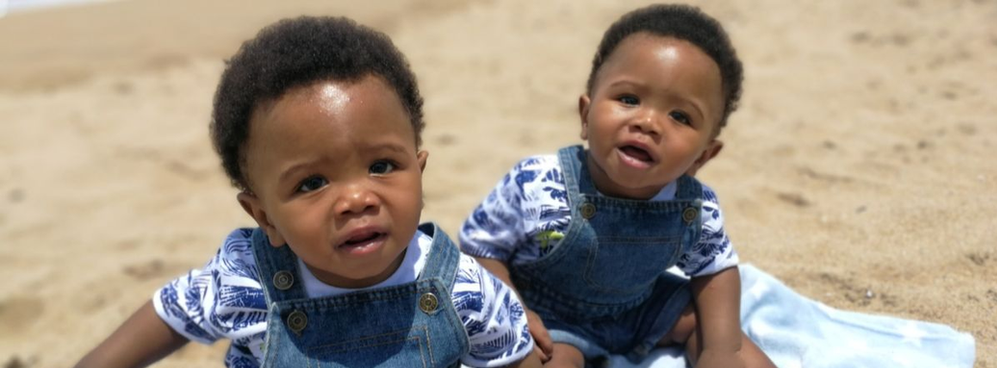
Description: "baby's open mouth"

(620, 145), (653, 163)
(341, 232), (385, 248)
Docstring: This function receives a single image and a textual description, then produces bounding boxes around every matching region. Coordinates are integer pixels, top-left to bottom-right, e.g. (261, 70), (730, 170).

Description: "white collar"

(298, 229), (431, 298)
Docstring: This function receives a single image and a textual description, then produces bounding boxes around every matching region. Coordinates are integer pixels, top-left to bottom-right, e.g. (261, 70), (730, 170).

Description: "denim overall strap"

(416, 223), (460, 288)
(255, 223), (469, 368)
(563, 144), (598, 196)
(513, 145), (702, 319)
(674, 174), (703, 201)
(251, 227), (307, 303)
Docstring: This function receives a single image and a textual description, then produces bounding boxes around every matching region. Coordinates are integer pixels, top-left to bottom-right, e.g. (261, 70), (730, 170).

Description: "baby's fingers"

(533, 345), (549, 363)
(525, 310), (553, 357)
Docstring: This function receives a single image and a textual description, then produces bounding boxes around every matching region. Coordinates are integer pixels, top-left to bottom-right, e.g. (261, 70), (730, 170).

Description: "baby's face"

(580, 33), (724, 199)
(240, 75), (426, 288)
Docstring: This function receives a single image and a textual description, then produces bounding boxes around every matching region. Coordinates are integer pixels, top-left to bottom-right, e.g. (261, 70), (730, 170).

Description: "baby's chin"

(603, 173), (677, 198)
(308, 248), (409, 288)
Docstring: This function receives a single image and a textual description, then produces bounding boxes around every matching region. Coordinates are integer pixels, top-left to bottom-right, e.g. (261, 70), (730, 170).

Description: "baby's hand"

(695, 349), (745, 368)
(525, 309), (553, 362)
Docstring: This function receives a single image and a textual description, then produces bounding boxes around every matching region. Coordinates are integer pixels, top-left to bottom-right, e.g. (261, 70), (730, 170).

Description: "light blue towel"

(608, 264), (976, 368)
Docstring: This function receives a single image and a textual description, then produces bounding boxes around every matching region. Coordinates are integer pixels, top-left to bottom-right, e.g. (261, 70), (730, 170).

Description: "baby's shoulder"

(505, 154), (561, 182)
(218, 228), (256, 255)
(204, 228), (262, 282)
(451, 254), (510, 298)
(691, 181), (727, 230)
(452, 253), (488, 289)
(450, 254), (524, 322)
(697, 182), (722, 208)
(504, 154), (565, 189)
(513, 153), (560, 170)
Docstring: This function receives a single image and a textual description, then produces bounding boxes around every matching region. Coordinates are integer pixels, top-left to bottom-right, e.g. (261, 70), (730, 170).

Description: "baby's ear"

(417, 150), (429, 173)
(578, 94), (591, 141)
(237, 192), (285, 247)
(687, 140), (724, 177)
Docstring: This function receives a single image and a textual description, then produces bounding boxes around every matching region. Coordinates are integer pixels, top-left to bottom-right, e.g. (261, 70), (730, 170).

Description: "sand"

(0, 0), (994, 367)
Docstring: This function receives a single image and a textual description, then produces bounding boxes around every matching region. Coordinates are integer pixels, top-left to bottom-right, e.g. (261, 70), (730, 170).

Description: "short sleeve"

(453, 256), (534, 367)
(676, 186), (740, 277)
(458, 159), (534, 262)
(152, 228), (269, 344)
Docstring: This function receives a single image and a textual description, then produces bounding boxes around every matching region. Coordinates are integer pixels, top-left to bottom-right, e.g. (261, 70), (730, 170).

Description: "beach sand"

(0, 0), (994, 366)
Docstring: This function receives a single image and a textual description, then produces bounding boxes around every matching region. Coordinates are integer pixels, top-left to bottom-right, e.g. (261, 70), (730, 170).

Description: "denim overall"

(511, 145), (702, 363)
(251, 223), (470, 367)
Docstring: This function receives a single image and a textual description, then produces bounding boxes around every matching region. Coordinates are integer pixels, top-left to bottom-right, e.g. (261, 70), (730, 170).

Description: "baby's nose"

(335, 185), (379, 215)
(632, 113), (661, 136)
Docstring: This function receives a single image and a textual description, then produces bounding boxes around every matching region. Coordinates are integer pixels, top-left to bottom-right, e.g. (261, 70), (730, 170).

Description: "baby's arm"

(474, 258), (553, 361)
(689, 266), (744, 368)
(681, 187), (749, 367)
(459, 158), (559, 361)
(469, 259), (544, 368)
(456, 256), (542, 367)
(74, 301), (188, 368)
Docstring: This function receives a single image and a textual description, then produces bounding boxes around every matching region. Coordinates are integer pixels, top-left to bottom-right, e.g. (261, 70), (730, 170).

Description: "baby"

(459, 4), (775, 368)
(76, 16), (539, 368)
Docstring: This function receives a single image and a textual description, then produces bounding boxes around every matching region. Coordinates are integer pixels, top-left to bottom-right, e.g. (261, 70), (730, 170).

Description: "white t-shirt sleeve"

(458, 159), (535, 262)
(677, 185), (740, 277)
(453, 256), (534, 367)
(152, 228), (268, 344)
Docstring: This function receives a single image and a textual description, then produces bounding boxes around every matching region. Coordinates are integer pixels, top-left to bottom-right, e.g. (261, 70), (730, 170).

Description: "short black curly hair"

(586, 4), (743, 130)
(211, 16), (424, 191)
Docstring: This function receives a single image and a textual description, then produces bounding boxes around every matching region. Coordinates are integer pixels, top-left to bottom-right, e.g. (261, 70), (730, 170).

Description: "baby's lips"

(337, 225), (388, 247)
(619, 139), (658, 162)
(620, 145), (653, 162)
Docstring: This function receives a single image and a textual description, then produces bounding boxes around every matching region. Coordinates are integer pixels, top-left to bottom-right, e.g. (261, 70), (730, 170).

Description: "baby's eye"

(670, 111), (692, 125)
(296, 176), (328, 193)
(618, 95), (639, 106)
(369, 160), (396, 175)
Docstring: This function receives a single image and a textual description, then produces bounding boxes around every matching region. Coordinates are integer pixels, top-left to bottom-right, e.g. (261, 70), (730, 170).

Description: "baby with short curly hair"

(459, 4), (774, 367)
(76, 16), (540, 368)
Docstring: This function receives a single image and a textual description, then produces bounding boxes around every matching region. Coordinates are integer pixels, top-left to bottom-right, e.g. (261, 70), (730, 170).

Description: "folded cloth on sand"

(605, 263), (976, 368)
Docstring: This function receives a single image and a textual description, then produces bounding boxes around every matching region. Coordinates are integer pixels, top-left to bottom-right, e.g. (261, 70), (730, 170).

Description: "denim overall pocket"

(302, 325), (437, 367)
(583, 235), (682, 294)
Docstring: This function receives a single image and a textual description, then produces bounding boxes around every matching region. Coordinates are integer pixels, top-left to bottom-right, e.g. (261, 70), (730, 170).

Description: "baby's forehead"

(252, 75), (396, 120)
(246, 76), (417, 147)
(614, 33), (719, 69)
(601, 36), (723, 90)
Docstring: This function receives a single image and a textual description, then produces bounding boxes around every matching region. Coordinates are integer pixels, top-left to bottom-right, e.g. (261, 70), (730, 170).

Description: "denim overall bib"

(511, 145), (702, 362)
(252, 223), (470, 367)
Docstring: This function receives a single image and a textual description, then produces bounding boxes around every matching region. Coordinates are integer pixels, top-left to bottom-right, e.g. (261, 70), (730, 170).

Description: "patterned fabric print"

(459, 154), (738, 278)
(454, 256), (533, 366)
(153, 229), (532, 367)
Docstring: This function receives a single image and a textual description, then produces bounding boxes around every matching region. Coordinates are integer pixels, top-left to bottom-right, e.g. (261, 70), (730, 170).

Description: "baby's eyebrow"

(605, 79), (645, 90)
(359, 141), (410, 155)
(277, 160), (318, 184)
(678, 95), (707, 122)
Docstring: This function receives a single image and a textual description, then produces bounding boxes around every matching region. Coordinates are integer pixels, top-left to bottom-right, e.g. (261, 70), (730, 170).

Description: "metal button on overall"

(419, 292), (439, 314)
(287, 310), (307, 335)
(580, 203), (597, 219)
(273, 270), (294, 290)
(681, 207), (698, 224)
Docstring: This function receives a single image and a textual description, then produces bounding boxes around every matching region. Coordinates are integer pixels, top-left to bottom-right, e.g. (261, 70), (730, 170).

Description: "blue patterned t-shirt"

(153, 229), (533, 368)
(459, 154), (739, 277)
